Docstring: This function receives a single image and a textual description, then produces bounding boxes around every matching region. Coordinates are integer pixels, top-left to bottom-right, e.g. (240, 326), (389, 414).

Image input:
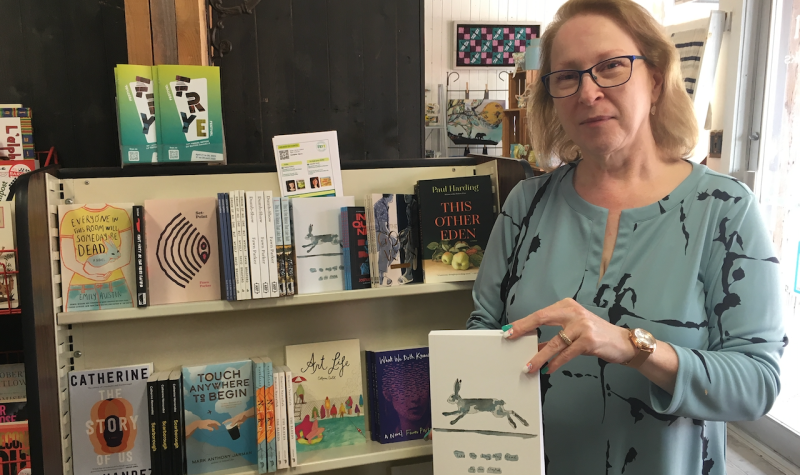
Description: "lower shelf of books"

(57, 281), (474, 325)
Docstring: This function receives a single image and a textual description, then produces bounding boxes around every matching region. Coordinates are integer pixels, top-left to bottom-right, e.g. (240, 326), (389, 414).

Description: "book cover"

(372, 347), (430, 443)
(222, 194), (236, 300)
(182, 361), (257, 474)
(428, 330), (544, 475)
(133, 206), (148, 307)
(262, 192), (280, 297)
(0, 400), (26, 423)
(245, 191), (263, 299)
(416, 176), (493, 283)
(143, 198), (221, 305)
(157, 373), (171, 474)
(369, 194), (422, 287)
(365, 351), (377, 441)
(289, 196), (355, 295)
(217, 193), (235, 301)
(58, 203), (136, 312)
(284, 339), (366, 453)
(273, 367), (287, 469)
(115, 65), (159, 164)
(146, 372), (161, 475)
(281, 199), (295, 296)
(235, 191), (252, 300)
(168, 370), (185, 475)
(254, 192), (272, 298)
(273, 198), (286, 297)
(342, 207), (371, 290)
(0, 202), (19, 309)
(263, 358), (277, 473)
(155, 65), (224, 162)
(68, 364), (153, 475)
(0, 107), (35, 159)
(252, 358), (267, 474)
(0, 421), (30, 474)
(0, 160), (35, 202)
(229, 191), (244, 300)
(281, 367), (298, 467)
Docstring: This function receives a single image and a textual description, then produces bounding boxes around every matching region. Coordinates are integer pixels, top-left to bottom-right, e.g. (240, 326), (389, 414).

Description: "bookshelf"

(15, 159), (518, 475)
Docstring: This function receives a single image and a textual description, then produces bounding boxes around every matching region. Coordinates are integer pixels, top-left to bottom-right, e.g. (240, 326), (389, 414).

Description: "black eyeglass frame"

(540, 55), (648, 99)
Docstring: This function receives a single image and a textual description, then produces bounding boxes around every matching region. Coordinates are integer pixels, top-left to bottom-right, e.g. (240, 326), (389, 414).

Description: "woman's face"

(549, 14), (662, 159)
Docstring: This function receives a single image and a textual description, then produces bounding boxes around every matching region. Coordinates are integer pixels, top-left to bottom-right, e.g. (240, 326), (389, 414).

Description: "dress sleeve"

(650, 192), (786, 421)
(467, 183), (527, 330)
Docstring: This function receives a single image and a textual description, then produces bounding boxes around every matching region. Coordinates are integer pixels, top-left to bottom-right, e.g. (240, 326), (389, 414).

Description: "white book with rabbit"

(58, 203), (136, 312)
(289, 196), (354, 295)
(428, 330), (544, 475)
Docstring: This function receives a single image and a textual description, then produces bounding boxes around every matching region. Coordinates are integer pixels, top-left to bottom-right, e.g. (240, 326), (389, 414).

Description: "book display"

(16, 159), (507, 475)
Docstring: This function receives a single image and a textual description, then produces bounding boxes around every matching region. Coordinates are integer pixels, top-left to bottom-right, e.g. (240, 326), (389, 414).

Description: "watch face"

(633, 328), (656, 347)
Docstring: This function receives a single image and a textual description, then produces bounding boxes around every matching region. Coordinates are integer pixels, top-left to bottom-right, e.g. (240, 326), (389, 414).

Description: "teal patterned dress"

(468, 161), (787, 475)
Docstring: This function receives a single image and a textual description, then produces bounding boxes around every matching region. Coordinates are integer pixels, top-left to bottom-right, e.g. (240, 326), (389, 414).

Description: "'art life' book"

(144, 198), (221, 305)
(416, 176), (494, 283)
(289, 196), (354, 295)
(285, 339), (366, 453)
(68, 364), (153, 475)
(182, 360), (257, 474)
(428, 331), (544, 475)
(58, 203), (136, 312)
(370, 347), (431, 444)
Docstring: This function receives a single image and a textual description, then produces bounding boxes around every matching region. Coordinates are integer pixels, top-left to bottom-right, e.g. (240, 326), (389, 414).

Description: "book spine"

(274, 369), (288, 469)
(158, 378), (172, 475)
(255, 360), (267, 474)
(365, 351), (376, 441)
(263, 192), (280, 298)
(284, 369), (297, 467)
(272, 198), (286, 297)
(236, 191), (251, 299)
(217, 194), (232, 301)
(340, 209), (351, 290)
(255, 192), (272, 298)
(281, 198), (295, 296)
(265, 360), (277, 473)
(147, 378), (161, 475)
(246, 191), (263, 298)
(365, 195), (378, 288)
(370, 351), (381, 442)
(169, 375), (184, 475)
(230, 190), (243, 299)
(223, 193), (236, 300)
(133, 205), (148, 307)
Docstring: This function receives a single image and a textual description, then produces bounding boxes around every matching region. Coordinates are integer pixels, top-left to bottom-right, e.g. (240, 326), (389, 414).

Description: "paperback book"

(0, 421), (30, 474)
(58, 203), (136, 312)
(0, 202), (18, 309)
(115, 65), (159, 164)
(144, 198), (221, 305)
(182, 360), (257, 474)
(0, 400), (27, 423)
(340, 207), (371, 290)
(366, 194), (422, 288)
(0, 160), (35, 202)
(68, 364), (153, 475)
(132, 205), (147, 307)
(0, 107), (35, 159)
(285, 339), (366, 453)
(416, 176), (494, 283)
(0, 363), (25, 401)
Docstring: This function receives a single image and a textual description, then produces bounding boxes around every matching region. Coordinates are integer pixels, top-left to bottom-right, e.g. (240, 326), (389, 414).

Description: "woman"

(468, 1), (786, 474)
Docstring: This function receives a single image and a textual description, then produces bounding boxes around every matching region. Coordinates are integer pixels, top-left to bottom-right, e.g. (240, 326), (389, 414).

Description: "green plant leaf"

(469, 253), (483, 268)
(427, 242), (440, 251)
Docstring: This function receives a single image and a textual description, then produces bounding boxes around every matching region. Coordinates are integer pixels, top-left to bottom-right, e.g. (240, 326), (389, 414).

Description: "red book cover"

(0, 421), (31, 475)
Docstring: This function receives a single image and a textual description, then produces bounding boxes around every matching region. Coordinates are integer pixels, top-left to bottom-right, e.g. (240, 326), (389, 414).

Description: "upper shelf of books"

(57, 281), (473, 325)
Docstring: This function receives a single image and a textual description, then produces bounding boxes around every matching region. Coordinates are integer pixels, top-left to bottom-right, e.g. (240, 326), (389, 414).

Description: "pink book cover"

(144, 197), (220, 305)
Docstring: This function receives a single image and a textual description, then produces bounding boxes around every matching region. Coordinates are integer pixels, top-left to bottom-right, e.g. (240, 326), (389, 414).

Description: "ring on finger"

(558, 330), (573, 346)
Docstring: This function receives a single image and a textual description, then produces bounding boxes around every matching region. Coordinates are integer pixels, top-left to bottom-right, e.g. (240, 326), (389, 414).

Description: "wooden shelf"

(57, 281), (474, 325)
(503, 108), (525, 112)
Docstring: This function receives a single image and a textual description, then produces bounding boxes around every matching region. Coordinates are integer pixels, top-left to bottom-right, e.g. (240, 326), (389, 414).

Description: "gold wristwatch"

(621, 328), (657, 369)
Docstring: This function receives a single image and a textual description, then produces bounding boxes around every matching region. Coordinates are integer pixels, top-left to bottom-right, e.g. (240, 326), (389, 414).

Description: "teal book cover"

(156, 65), (224, 162)
(182, 360), (257, 474)
(285, 339), (367, 453)
(116, 65), (159, 164)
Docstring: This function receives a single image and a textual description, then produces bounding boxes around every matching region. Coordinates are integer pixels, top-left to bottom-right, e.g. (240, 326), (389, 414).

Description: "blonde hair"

(528, 0), (698, 165)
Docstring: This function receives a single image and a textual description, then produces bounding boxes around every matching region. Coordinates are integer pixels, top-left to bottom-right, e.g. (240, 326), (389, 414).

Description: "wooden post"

(149, 0), (179, 64)
(175, 0), (209, 65)
(124, 0), (154, 65)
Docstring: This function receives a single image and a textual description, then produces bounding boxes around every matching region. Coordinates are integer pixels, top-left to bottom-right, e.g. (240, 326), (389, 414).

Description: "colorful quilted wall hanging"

(453, 22), (541, 68)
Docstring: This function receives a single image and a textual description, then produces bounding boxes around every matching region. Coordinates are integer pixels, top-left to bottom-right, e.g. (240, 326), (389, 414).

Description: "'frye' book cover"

(144, 198), (221, 305)
(285, 339), (366, 453)
(182, 361), (257, 474)
(68, 364), (153, 475)
(156, 65), (224, 163)
(416, 176), (494, 283)
(58, 203), (136, 312)
(371, 347), (431, 444)
(115, 65), (159, 164)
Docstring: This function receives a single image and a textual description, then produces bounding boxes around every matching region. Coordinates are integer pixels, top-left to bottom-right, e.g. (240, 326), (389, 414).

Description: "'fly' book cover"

(144, 198), (221, 305)
(416, 176), (494, 283)
(285, 339), (366, 453)
(182, 360), (257, 474)
(68, 363), (153, 475)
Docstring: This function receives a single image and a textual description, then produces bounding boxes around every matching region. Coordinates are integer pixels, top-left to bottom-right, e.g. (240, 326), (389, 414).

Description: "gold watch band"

(622, 349), (651, 369)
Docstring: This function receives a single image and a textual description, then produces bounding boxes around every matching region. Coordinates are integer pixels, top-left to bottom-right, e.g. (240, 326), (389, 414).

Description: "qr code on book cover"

(169, 149), (179, 160)
(128, 150), (139, 162)
(279, 150), (289, 160)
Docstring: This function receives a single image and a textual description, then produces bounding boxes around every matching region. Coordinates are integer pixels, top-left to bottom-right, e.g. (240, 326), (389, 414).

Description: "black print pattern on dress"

(621, 447), (638, 474)
(500, 211), (521, 230)
(573, 274), (585, 300)
(693, 419), (716, 475)
(499, 177), (552, 317)
(712, 217), (779, 348)
(606, 440), (612, 475)
(724, 331), (766, 344)
(562, 371), (599, 379)
(608, 386), (679, 425)
(698, 189), (742, 204)
(691, 349), (712, 383)
(680, 200), (690, 254)
(599, 358), (610, 422)
(783, 334), (790, 347)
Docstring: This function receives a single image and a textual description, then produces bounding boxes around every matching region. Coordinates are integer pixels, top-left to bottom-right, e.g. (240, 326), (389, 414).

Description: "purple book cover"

(373, 347), (431, 443)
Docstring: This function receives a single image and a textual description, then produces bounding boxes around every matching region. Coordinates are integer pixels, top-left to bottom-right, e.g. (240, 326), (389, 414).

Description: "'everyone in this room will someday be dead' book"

(68, 363), (153, 475)
(182, 360), (257, 474)
(416, 175), (494, 283)
(285, 339), (366, 453)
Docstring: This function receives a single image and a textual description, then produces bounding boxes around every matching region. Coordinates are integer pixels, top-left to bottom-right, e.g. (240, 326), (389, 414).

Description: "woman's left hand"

(504, 298), (637, 374)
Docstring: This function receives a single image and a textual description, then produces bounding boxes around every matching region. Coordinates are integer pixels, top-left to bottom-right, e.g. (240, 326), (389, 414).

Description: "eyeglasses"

(541, 55), (647, 99)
